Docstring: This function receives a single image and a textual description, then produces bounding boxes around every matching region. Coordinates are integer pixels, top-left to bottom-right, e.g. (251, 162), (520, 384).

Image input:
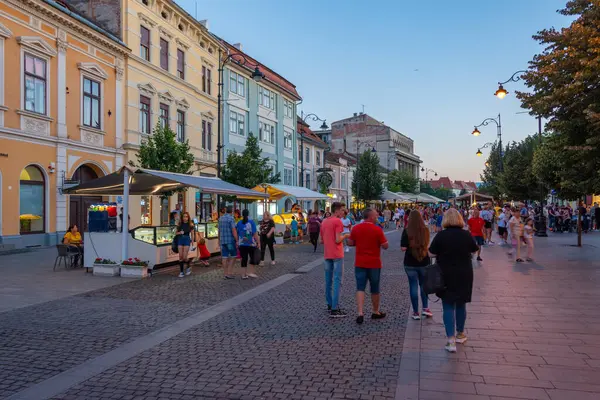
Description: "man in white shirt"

(341, 210), (353, 252)
(497, 207), (509, 244)
(397, 208), (405, 229)
(480, 204), (494, 244)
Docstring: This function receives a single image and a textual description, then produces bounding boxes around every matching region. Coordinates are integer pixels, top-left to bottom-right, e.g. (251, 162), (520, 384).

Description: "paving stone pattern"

(51, 237), (411, 400)
(0, 243), (323, 399)
(398, 233), (600, 400)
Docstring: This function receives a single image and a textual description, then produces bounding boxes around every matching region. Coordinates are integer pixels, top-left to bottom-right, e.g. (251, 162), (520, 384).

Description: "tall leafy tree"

(221, 133), (280, 194)
(517, 0), (600, 198)
(387, 170), (419, 193)
(352, 151), (384, 202)
(130, 123), (195, 173)
(498, 137), (541, 201)
(129, 123), (194, 197)
(479, 142), (504, 199)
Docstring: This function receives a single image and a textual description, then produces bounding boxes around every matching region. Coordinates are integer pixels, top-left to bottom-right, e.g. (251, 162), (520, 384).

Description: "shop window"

(140, 195), (151, 225)
(19, 165), (45, 233)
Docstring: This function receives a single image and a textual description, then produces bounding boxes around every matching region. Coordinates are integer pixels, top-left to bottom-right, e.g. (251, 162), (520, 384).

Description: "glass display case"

(206, 222), (218, 238)
(273, 212), (307, 226)
(131, 225), (176, 247)
(195, 223), (207, 239)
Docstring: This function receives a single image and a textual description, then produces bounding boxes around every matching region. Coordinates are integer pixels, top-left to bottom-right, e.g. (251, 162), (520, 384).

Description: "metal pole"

(216, 49), (223, 216)
(356, 137), (359, 208)
(300, 133), (304, 187)
(121, 168), (130, 263)
(536, 115), (548, 236)
(497, 113), (503, 172)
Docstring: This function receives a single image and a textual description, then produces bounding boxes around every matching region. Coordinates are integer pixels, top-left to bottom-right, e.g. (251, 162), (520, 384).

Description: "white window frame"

(229, 110), (238, 134)
(284, 167), (293, 185)
(229, 71), (238, 95)
(259, 121), (275, 144)
(19, 40), (55, 116)
(258, 86), (275, 110)
(341, 173), (347, 189)
(237, 74), (245, 97)
(78, 63), (108, 132)
(283, 129), (292, 149)
(283, 99), (293, 118)
(315, 150), (321, 167)
(305, 147), (310, 164)
(229, 110), (245, 136)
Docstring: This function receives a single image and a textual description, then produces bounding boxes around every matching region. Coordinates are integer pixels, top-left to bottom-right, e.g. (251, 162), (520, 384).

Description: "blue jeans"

(324, 258), (344, 310)
(442, 300), (467, 338)
(404, 266), (428, 313)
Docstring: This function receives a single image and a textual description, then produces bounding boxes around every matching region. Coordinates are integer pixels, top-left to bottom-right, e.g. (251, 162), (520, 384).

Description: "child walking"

(196, 232), (211, 267)
(290, 216), (299, 244)
(523, 218), (535, 262)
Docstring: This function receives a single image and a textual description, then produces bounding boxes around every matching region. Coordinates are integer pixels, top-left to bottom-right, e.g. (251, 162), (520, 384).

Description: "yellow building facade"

(123, 0), (222, 226)
(0, 0), (129, 247)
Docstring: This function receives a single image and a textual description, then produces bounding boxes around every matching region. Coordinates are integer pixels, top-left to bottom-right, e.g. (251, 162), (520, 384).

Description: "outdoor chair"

(53, 244), (78, 271)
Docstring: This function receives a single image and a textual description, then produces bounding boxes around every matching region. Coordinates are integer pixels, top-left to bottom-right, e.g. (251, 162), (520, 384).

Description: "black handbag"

(250, 246), (261, 265)
(423, 262), (444, 295)
(171, 235), (180, 253)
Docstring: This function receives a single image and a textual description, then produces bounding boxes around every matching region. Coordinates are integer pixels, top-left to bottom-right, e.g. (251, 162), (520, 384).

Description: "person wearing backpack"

(401, 210), (432, 320)
(428, 208), (479, 353)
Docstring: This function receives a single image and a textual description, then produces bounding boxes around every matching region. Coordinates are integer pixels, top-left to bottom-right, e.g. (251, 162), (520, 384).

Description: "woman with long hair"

(176, 212), (195, 278)
(429, 208), (479, 353)
(401, 210), (432, 320)
(259, 211), (276, 265)
(236, 209), (260, 279)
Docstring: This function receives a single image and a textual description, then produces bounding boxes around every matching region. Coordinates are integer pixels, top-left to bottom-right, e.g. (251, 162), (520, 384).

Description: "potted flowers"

(274, 232), (284, 245)
(93, 258), (120, 277)
(120, 258), (150, 278)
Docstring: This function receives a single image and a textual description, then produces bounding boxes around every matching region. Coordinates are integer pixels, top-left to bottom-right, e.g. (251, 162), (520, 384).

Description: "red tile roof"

(429, 177), (456, 190)
(454, 180), (477, 191)
(297, 117), (327, 147)
(217, 38), (301, 101)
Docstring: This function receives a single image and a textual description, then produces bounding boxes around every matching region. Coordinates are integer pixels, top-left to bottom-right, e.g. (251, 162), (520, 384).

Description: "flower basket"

(120, 258), (149, 278)
(93, 258), (120, 277)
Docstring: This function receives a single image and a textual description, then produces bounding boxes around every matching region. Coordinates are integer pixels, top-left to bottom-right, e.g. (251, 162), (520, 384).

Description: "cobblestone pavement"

(0, 241), (325, 399)
(50, 230), (410, 400)
(397, 232), (600, 400)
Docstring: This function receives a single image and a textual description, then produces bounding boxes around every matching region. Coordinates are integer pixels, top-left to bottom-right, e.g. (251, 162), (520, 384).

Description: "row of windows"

(298, 146), (323, 167)
(140, 25), (212, 95)
(229, 71), (246, 97)
(229, 111), (245, 136)
(258, 86), (275, 110)
(139, 95), (213, 149)
(259, 121), (275, 145)
(24, 52), (103, 130)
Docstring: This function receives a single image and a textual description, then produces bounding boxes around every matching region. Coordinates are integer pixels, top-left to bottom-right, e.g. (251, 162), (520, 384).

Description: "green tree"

(352, 151), (384, 202)
(498, 136), (541, 201)
(434, 187), (452, 201)
(221, 133), (280, 199)
(479, 142), (504, 199)
(129, 123), (194, 197)
(516, 0), (600, 245)
(420, 182), (435, 196)
(387, 170), (419, 193)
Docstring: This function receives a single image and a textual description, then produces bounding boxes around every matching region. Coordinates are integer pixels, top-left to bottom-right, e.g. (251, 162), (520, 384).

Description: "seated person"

(63, 224), (83, 265)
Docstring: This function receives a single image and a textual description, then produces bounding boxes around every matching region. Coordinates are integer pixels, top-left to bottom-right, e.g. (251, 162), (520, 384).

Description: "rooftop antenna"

(361, 104), (365, 114)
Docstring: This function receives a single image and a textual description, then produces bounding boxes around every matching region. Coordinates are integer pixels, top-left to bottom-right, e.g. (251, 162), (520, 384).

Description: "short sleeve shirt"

(480, 210), (493, 222)
(218, 214), (236, 245)
(467, 217), (485, 237)
(236, 219), (257, 247)
(350, 222), (387, 269)
(64, 231), (82, 244)
(321, 217), (344, 260)
(341, 218), (352, 233)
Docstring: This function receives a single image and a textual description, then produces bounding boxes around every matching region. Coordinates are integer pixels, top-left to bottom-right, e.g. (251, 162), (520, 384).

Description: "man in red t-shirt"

(321, 202), (351, 318)
(467, 207), (485, 261)
(348, 208), (389, 324)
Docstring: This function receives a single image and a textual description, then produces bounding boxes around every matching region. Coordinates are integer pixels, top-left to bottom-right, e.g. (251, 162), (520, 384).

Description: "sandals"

(516, 258), (524, 263)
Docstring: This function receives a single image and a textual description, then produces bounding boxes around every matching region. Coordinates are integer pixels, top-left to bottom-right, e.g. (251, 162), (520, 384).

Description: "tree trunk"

(577, 197), (582, 247)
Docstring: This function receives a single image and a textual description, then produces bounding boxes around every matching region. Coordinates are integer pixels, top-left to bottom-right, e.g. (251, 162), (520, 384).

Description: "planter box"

(93, 264), (120, 277)
(275, 237), (284, 245)
(120, 265), (149, 278)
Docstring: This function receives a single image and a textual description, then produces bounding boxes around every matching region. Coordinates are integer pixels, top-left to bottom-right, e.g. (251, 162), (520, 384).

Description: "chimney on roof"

(233, 43), (243, 51)
(353, 113), (358, 117)
(199, 19), (209, 29)
(359, 112), (363, 115)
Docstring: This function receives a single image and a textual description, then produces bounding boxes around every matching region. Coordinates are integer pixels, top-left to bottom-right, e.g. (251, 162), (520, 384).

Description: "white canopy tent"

(251, 183), (330, 201)
(64, 167), (268, 262)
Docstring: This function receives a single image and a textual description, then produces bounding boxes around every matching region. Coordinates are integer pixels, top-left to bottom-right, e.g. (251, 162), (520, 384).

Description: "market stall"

(64, 167), (268, 270)
(251, 184), (329, 236)
(450, 192), (494, 206)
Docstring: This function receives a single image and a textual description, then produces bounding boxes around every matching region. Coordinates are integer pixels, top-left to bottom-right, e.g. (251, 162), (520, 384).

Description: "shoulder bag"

(423, 258), (444, 295)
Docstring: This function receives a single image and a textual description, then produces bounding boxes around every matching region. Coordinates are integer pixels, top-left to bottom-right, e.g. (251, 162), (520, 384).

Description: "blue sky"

(178, 0), (570, 181)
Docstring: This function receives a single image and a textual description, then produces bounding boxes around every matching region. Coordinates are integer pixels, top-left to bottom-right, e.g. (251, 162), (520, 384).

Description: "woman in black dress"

(429, 208), (479, 353)
(259, 211), (276, 265)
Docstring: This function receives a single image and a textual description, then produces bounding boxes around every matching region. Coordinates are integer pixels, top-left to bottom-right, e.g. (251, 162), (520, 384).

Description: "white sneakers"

(445, 339), (457, 353)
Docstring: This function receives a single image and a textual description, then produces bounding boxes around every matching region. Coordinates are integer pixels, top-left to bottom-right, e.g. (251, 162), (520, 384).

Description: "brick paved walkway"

(397, 233), (600, 400)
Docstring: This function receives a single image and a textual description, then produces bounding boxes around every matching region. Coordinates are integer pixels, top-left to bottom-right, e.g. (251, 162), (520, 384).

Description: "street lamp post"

(216, 48), (264, 214)
(495, 70), (547, 236)
(472, 114), (503, 171)
(420, 167), (438, 187)
(299, 111), (328, 188)
(476, 142), (494, 157)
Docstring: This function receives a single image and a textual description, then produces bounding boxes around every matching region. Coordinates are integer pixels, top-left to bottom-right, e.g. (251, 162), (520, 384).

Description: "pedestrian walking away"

(429, 208), (478, 353)
(176, 212), (195, 278)
(523, 217), (535, 262)
(347, 208), (389, 324)
(259, 211), (276, 265)
(467, 208), (485, 262)
(320, 202), (350, 318)
(218, 205), (239, 279)
(480, 203), (494, 244)
(236, 209), (260, 279)
(307, 211), (322, 253)
(508, 208), (524, 262)
(401, 210), (432, 320)
(341, 210), (353, 253)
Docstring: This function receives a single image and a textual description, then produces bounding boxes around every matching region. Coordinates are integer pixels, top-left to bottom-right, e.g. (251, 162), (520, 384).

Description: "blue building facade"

(217, 41), (301, 217)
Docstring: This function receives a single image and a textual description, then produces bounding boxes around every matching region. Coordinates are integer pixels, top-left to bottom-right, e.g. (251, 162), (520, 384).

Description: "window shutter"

(207, 122), (212, 150)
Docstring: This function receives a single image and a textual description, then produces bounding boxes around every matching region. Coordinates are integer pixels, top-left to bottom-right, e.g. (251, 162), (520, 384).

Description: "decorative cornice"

(138, 82), (157, 96)
(158, 90), (175, 103)
(56, 38), (68, 54)
(201, 56), (215, 68)
(17, 36), (58, 57)
(201, 111), (215, 120)
(77, 62), (109, 80)
(175, 38), (189, 50)
(176, 98), (190, 110)
(137, 12), (157, 28)
(0, 22), (13, 38)
(18, 0), (130, 57)
(158, 27), (173, 40)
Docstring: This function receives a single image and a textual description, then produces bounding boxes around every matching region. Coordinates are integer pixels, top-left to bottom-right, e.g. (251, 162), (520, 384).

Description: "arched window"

(20, 165), (45, 233)
(284, 198), (293, 212)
